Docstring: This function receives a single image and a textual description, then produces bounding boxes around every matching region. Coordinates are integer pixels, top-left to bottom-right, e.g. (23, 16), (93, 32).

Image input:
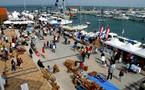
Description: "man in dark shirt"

(37, 59), (45, 68)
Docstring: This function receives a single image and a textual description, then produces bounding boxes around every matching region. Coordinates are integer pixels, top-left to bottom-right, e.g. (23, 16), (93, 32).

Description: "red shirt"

(80, 62), (84, 68)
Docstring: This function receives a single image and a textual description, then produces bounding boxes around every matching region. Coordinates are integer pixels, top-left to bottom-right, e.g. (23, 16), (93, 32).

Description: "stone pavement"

(33, 33), (145, 90)
(0, 29), (52, 90)
(12, 28), (145, 90)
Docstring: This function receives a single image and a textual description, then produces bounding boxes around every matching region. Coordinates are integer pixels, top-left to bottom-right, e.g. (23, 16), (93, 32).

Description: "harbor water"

(4, 5), (145, 43)
(73, 14), (145, 43)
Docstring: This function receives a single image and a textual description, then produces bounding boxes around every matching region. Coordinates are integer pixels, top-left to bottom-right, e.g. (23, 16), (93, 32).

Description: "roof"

(0, 8), (7, 15)
(105, 39), (145, 58)
(3, 20), (34, 24)
(0, 8), (8, 21)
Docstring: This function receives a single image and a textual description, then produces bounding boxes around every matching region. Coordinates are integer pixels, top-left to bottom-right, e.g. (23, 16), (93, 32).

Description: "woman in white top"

(101, 52), (106, 66)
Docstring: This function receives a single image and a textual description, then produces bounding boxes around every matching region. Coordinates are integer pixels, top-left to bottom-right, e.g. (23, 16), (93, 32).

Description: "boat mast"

(62, 0), (66, 18)
(98, 7), (102, 30)
(79, 6), (82, 24)
(24, 0), (26, 11)
(40, 0), (43, 9)
(122, 29), (124, 37)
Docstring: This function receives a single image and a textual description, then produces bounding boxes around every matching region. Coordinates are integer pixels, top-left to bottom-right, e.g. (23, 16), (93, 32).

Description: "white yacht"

(61, 24), (88, 31)
(104, 33), (145, 58)
(114, 14), (129, 20)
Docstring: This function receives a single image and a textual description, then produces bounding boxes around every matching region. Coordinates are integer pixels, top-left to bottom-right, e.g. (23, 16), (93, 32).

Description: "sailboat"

(61, 4), (88, 31)
(53, 0), (71, 20)
(46, 0), (73, 25)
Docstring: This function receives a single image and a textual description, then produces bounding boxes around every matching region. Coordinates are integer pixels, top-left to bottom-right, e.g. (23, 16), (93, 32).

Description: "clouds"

(0, 0), (145, 7)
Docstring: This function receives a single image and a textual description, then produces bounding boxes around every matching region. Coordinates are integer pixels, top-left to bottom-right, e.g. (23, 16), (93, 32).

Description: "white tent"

(3, 21), (12, 24)
(12, 11), (20, 20)
(39, 17), (47, 22)
(8, 15), (12, 19)
(48, 20), (59, 25)
(59, 19), (72, 25)
(24, 21), (35, 24)
(4, 20), (34, 25)
(62, 25), (88, 31)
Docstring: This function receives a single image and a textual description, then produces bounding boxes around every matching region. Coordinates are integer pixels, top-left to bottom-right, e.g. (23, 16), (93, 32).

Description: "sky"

(0, 0), (145, 7)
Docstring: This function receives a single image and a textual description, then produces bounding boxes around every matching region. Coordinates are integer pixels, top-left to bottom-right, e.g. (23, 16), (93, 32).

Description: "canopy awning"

(48, 20), (59, 25)
(4, 20), (35, 25)
(39, 17), (47, 22)
(105, 39), (145, 58)
(59, 19), (72, 25)
(62, 25), (88, 31)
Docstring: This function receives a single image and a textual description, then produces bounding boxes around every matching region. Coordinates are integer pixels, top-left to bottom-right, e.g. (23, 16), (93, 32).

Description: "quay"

(0, 6), (145, 90)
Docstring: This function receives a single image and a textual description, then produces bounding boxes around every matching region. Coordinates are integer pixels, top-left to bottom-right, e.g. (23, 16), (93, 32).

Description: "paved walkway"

(0, 29), (52, 90)
(33, 33), (145, 90)
(13, 28), (145, 90)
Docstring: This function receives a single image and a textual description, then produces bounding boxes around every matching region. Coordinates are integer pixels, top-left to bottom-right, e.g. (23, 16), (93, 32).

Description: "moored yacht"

(103, 32), (145, 59)
(114, 14), (129, 20)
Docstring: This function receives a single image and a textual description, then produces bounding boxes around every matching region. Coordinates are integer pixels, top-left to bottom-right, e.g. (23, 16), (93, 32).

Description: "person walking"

(110, 56), (116, 69)
(47, 65), (53, 73)
(64, 36), (67, 44)
(52, 43), (56, 53)
(37, 59), (45, 68)
(128, 54), (134, 72)
(11, 59), (16, 71)
(107, 64), (114, 80)
(87, 46), (92, 59)
(47, 41), (49, 48)
(29, 48), (33, 58)
(17, 58), (23, 69)
(101, 52), (106, 66)
(79, 61), (84, 72)
(72, 41), (77, 51)
(80, 50), (86, 62)
(42, 46), (45, 53)
(119, 69), (124, 81)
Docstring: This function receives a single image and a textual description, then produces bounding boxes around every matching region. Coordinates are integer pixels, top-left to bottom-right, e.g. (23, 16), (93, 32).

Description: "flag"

(42, 47), (45, 53)
(35, 49), (40, 57)
(99, 24), (104, 38)
(106, 25), (110, 40)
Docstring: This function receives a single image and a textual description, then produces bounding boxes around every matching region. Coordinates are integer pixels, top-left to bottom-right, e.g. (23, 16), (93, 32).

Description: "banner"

(99, 24), (104, 38)
(106, 25), (110, 40)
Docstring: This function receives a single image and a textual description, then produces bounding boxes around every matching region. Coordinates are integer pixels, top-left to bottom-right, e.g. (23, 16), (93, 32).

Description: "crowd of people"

(0, 17), (143, 90)
(26, 22), (127, 83)
(0, 29), (25, 72)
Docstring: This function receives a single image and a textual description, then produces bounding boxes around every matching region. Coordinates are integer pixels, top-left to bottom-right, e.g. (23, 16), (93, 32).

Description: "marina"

(0, 0), (145, 90)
